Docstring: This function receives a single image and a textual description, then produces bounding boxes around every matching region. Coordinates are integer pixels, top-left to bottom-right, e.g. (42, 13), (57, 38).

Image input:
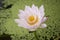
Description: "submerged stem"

(29, 31), (39, 40)
(34, 31), (39, 40)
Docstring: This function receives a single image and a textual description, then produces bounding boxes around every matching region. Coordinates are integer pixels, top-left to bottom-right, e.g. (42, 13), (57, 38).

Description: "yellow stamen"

(27, 15), (38, 25)
(28, 16), (35, 22)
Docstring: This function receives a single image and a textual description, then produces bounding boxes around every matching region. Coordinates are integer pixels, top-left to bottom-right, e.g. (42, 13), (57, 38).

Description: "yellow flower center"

(27, 15), (38, 25)
(28, 16), (35, 22)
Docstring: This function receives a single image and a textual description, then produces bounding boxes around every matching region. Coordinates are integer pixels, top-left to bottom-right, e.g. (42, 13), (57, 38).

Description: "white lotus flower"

(15, 4), (47, 31)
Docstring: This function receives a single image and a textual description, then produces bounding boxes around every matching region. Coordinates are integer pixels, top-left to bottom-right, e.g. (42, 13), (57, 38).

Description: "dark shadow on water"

(0, 33), (12, 40)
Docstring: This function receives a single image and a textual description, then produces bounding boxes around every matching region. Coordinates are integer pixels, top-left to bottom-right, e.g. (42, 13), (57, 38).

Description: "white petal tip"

(19, 10), (22, 12)
(40, 24), (47, 28)
(39, 5), (44, 10)
(25, 6), (28, 8)
(41, 5), (44, 8)
(44, 17), (48, 21)
(15, 19), (20, 23)
(18, 24), (21, 26)
(32, 4), (35, 7)
(29, 29), (36, 31)
(19, 10), (24, 13)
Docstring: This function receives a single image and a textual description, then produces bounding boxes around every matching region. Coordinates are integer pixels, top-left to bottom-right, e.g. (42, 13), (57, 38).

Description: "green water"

(0, 0), (60, 40)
